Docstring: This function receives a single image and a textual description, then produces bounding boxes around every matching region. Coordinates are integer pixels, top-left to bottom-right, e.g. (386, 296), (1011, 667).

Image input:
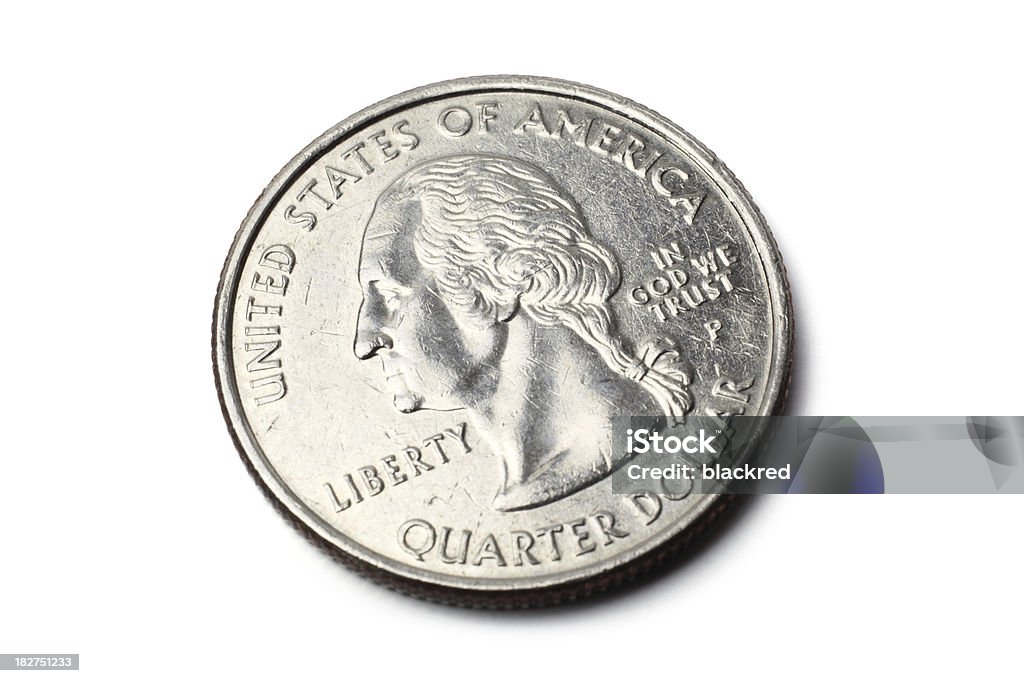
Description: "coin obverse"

(213, 76), (793, 607)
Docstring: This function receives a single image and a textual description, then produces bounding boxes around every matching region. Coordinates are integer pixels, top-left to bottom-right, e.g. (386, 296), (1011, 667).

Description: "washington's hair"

(378, 154), (692, 419)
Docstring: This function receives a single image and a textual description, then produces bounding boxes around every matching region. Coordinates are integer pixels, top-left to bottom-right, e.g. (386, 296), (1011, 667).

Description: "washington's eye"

(373, 282), (407, 312)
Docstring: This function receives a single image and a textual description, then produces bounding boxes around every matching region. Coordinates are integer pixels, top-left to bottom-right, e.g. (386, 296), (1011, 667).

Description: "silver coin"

(213, 76), (792, 606)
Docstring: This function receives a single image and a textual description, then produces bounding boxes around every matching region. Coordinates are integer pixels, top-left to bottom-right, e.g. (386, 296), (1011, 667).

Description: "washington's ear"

(494, 295), (521, 323)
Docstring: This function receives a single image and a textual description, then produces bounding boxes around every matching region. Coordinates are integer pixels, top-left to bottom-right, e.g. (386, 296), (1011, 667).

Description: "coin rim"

(212, 75), (793, 606)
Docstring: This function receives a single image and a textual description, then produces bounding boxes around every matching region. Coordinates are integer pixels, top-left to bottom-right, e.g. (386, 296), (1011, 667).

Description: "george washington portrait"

(353, 154), (692, 511)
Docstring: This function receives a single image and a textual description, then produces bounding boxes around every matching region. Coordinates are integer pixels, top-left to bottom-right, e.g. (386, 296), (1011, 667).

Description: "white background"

(2, 2), (1022, 681)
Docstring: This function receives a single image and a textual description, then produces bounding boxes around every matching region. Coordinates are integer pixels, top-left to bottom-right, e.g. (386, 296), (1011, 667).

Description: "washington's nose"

(354, 302), (391, 360)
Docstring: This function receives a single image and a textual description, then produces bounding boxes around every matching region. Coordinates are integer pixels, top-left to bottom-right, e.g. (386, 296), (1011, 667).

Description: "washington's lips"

(379, 355), (400, 382)
(378, 354), (406, 381)
(378, 354), (420, 411)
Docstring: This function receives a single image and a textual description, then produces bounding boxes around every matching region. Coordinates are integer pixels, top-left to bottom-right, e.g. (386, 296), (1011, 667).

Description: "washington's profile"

(353, 154), (693, 511)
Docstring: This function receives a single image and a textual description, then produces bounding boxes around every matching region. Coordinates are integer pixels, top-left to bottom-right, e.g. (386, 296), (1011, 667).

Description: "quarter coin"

(213, 76), (792, 606)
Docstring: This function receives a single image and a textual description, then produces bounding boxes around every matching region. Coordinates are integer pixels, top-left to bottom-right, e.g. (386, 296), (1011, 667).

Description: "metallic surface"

(213, 76), (793, 606)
